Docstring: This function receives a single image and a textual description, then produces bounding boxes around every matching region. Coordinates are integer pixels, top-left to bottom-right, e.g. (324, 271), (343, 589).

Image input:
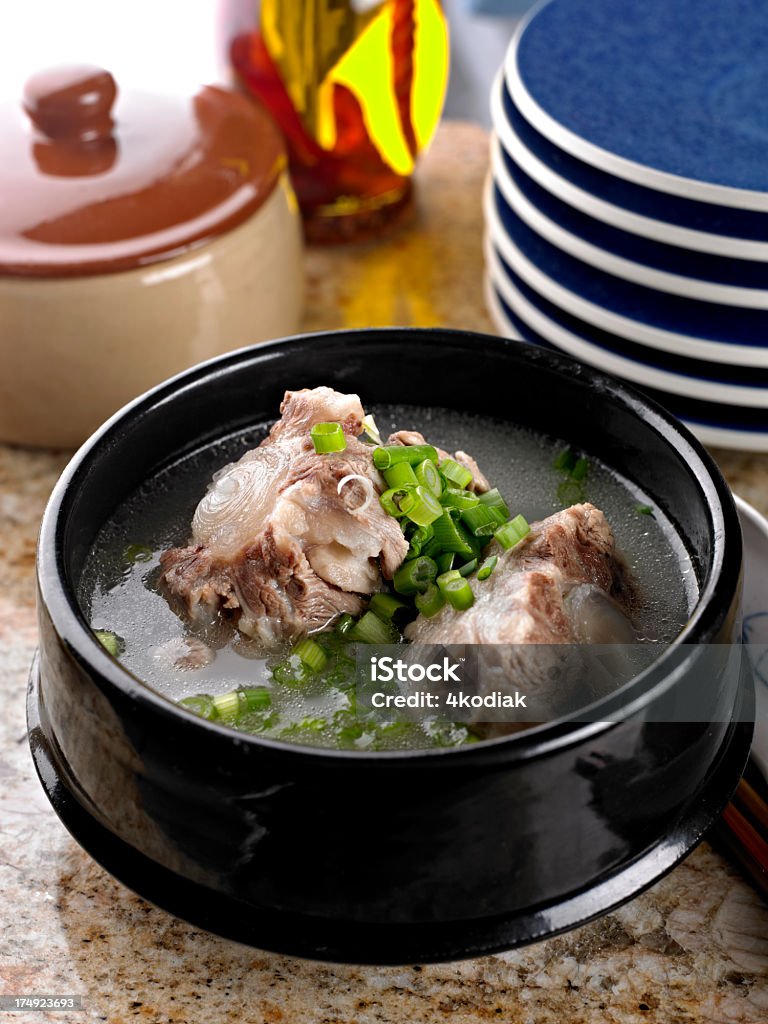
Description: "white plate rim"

(490, 74), (768, 262)
(483, 272), (768, 453)
(482, 178), (768, 370)
(491, 137), (768, 310)
(504, 5), (768, 212)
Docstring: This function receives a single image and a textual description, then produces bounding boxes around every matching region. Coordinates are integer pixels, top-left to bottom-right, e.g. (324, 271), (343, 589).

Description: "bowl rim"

(36, 326), (743, 765)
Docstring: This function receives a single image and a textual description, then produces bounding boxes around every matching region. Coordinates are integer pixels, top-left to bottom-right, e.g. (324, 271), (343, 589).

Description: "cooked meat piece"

(404, 503), (636, 732)
(160, 387), (408, 645)
(387, 431), (489, 492)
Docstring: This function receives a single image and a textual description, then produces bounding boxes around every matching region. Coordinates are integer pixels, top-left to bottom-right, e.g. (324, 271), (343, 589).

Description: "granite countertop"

(1, 122), (768, 1023)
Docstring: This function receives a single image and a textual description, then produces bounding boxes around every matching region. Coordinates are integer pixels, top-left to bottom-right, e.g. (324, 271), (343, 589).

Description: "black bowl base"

(27, 653), (753, 965)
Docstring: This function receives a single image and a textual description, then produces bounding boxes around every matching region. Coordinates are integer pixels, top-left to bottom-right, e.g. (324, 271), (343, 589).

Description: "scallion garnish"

(415, 584), (446, 618)
(439, 457), (473, 490)
(553, 447), (577, 473)
(379, 488), (410, 518)
(384, 462), (418, 489)
(349, 610), (398, 644)
(335, 613), (356, 635)
(415, 459), (443, 497)
(460, 503), (506, 536)
(294, 637), (328, 673)
(179, 694), (218, 720)
(432, 512), (476, 557)
(311, 421), (346, 453)
(477, 554), (498, 580)
(440, 487), (480, 511)
(393, 555), (438, 595)
(495, 514), (530, 551)
(212, 690), (241, 723)
(435, 551), (455, 574)
(398, 485), (443, 527)
(94, 629), (124, 658)
(123, 543), (153, 563)
(571, 456), (589, 482)
(458, 558), (477, 577)
(436, 568), (463, 591)
(636, 504), (654, 516)
(478, 488), (510, 519)
(238, 688), (272, 713)
(369, 592), (408, 622)
(442, 577), (475, 611)
(373, 444), (438, 470)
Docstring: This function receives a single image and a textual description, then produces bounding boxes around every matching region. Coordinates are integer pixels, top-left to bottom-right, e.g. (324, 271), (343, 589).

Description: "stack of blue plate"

(485, 0), (768, 451)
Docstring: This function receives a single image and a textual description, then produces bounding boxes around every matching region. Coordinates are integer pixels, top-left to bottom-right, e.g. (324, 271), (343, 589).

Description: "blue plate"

(511, 0), (768, 199)
(495, 132), (768, 291)
(487, 280), (768, 441)
(498, 82), (768, 244)
(488, 240), (768, 400)
(488, 182), (768, 350)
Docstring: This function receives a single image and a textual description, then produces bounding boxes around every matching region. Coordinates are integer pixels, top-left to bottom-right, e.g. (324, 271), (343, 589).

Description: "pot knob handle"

(23, 65), (117, 143)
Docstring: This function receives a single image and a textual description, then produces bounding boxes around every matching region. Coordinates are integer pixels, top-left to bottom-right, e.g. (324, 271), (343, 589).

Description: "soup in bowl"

(30, 329), (752, 963)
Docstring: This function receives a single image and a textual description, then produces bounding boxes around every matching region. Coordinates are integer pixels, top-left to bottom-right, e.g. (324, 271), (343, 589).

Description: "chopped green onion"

(439, 457), (473, 489)
(393, 555), (438, 595)
(557, 480), (585, 506)
(460, 503), (506, 536)
(369, 592), (408, 622)
(310, 421), (346, 453)
(335, 613), (356, 636)
(379, 487), (410, 518)
(212, 690), (241, 724)
(458, 558), (477, 577)
(415, 459), (443, 497)
(553, 447), (577, 473)
(123, 543), (153, 563)
(373, 444), (438, 470)
(636, 504), (654, 516)
(432, 512), (476, 557)
(94, 629), (124, 658)
(179, 694), (218, 720)
(237, 688), (272, 713)
(477, 555), (498, 580)
(442, 577), (475, 611)
(405, 523), (434, 558)
(440, 487), (480, 511)
(422, 536), (443, 559)
(415, 584), (446, 618)
(294, 637), (328, 673)
(437, 568), (463, 591)
(435, 551), (455, 574)
(350, 610), (398, 644)
(384, 462), (418, 489)
(571, 456), (589, 482)
(495, 514), (531, 551)
(478, 488), (510, 519)
(398, 485), (443, 527)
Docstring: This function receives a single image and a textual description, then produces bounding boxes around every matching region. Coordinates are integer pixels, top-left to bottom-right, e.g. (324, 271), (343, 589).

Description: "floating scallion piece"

(571, 456), (589, 482)
(553, 447), (577, 473)
(369, 592), (408, 622)
(179, 694), (218, 720)
(310, 421), (346, 454)
(238, 688), (272, 714)
(93, 629), (124, 658)
(439, 457), (473, 490)
(294, 637), (328, 673)
(398, 485), (443, 527)
(335, 613), (356, 635)
(636, 504), (654, 516)
(436, 568), (463, 591)
(393, 555), (438, 595)
(415, 583), (446, 618)
(495, 514), (530, 551)
(384, 462), (418, 489)
(212, 690), (241, 724)
(123, 543), (153, 563)
(477, 554), (498, 580)
(415, 459), (442, 497)
(373, 444), (438, 470)
(350, 610), (398, 644)
(435, 551), (455, 574)
(458, 558), (477, 577)
(442, 577), (475, 611)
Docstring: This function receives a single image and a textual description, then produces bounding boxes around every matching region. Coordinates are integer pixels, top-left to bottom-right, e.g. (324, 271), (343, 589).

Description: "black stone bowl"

(29, 329), (753, 964)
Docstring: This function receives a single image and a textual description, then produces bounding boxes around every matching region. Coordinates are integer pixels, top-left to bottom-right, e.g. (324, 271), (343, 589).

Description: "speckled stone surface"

(1, 123), (767, 1023)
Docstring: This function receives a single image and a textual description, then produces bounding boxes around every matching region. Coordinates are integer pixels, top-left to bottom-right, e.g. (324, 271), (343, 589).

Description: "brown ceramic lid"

(0, 65), (287, 276)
